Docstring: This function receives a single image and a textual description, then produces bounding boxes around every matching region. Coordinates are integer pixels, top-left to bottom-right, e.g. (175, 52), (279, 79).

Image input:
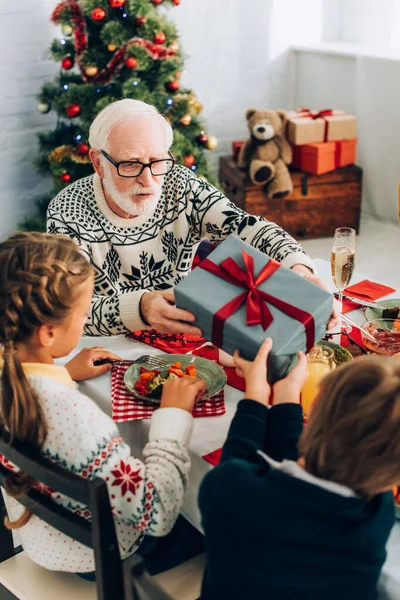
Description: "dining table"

(61, 258), (400, 600)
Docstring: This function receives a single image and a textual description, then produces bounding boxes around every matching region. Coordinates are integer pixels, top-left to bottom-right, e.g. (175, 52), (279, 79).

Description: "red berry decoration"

(109, 0), (125, 6)
(154, 31), (166, 45)
(91, 7), (106, 20)
(66, 103), (81, 118)
(172, 0), (181, 4)
(125, 57), (138, 69)
(76, 143), (89, 155)
(60, 173), (72, 182)
(61, 56), (74, 70)
(183, 155), (195, 168)
(152, 0), (163, 4)
(166, 80), (180, 92)
(135, 16), (146, 26)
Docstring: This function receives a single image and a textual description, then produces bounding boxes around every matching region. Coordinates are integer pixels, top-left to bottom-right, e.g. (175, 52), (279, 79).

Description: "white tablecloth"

(62, 258), (400, 599)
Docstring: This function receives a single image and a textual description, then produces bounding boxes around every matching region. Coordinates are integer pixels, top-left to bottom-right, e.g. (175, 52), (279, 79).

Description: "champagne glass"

(331, 227), (356, 311)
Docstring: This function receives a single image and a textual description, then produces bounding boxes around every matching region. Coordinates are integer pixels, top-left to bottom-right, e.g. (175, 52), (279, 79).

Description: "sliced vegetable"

(170, 361), (182, 369)
(168, 367), (185, 378)
(184, 365), (197, 378)
(139, 370), (157, 382)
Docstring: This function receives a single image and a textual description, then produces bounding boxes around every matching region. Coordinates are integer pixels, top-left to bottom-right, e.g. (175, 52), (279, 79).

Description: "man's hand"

(233, 337), (273, 405)
(140, 290), (203, 336)
(291, 264), (340, 331)
(272, 351), (308, 406)
(65, 347), (122, 381)
(160, 376), (207, 412)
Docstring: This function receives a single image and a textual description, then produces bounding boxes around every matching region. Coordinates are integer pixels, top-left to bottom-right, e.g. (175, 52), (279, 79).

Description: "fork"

(96, 354), (171, 369)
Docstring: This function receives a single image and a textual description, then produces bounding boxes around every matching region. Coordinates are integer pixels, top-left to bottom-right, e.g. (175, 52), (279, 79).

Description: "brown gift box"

(285, 108), (357, 146)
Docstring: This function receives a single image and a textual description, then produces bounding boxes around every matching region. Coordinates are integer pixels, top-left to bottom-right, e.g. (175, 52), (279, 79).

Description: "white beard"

(102, 165), (161, 217)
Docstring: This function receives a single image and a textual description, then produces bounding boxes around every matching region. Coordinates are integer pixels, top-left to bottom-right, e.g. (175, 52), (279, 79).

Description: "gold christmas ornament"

(37, 101), (51, 114)
(180, 114), (192, 126)
(107, 44), (117, 52)
(85, 66), (99, 77)
(189, 96), (203, 114)
(206, 135), (218, 150)
(61, 24), (73, 36)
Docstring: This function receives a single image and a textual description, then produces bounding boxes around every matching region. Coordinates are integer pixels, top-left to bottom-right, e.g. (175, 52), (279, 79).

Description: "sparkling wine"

(330, 247), (355, 290)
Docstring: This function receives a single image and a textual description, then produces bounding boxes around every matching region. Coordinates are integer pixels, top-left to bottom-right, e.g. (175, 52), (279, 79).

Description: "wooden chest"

(219, 156), (362, 240)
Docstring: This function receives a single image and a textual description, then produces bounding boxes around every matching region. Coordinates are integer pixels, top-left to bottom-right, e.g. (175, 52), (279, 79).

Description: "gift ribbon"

(289, 108), (335, 142)
(199, 250), (315, 351)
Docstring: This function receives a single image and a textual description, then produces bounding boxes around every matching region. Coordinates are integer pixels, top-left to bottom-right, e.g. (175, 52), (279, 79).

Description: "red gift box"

(292, 139), (357, 175)
(232, 140), (245, 162)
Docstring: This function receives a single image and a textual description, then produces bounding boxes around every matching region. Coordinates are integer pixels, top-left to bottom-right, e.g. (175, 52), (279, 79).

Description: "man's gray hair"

(89, 98), (173, 151)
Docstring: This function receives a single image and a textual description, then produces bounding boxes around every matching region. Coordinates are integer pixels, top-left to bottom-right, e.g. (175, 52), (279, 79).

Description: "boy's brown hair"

(298, 355), (400, 499)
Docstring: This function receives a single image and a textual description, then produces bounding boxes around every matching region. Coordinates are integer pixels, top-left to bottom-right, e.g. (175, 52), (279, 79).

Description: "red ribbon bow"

(295, 108), (334, 142)
(199, 249), (315, 351)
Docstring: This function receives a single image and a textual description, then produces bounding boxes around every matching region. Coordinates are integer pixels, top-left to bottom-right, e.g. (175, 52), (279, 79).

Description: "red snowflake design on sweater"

(110, 460), (143, 497)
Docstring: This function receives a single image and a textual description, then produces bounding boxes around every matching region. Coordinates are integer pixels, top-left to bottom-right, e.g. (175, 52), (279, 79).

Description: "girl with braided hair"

(0, 231), (205, 575)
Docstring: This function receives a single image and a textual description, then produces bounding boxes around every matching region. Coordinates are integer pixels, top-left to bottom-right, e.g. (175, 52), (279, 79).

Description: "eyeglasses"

(101, 150), (175, 178)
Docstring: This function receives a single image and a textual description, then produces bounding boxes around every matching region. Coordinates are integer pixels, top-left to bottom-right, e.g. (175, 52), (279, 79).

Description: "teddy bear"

(237, 108), (293, 198)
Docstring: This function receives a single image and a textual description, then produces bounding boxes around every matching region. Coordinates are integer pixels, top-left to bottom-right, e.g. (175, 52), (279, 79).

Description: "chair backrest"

(0, 430), (123, 600)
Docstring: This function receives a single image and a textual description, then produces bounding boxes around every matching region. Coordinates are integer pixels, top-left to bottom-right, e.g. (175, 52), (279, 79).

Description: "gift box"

(232, 140), (245, 161)
(285, 108), (357, 146)
(175, 236), (333, 383)
(292, 139), (357, 175)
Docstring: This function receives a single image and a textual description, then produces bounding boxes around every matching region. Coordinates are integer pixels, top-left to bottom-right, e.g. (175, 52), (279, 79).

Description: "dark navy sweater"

(199, 400), (394, 600)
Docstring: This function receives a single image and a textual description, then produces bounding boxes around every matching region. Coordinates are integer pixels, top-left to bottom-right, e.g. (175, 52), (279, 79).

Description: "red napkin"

(342, 280), (396, 314)
(129, 330), (246, 392)
(203, 448), (222, 466)
(111, 362), (226, 422)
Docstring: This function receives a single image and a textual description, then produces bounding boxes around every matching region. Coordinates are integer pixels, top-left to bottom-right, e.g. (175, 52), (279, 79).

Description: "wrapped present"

(286, 108), (357, 146)
(175, 236), (332, 383)
(292, 139), (357, 175)
(232, 140), (245, 161)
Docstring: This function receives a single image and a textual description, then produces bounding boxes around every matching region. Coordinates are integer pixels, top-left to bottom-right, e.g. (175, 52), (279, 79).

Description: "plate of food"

(124, 354), (227, 405)
(316, 340), (353, 366)
(365, 299), (400, 321)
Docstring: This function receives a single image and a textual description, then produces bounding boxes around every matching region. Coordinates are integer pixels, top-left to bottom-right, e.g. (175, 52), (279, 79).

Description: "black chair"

(0, 430), (178, 600)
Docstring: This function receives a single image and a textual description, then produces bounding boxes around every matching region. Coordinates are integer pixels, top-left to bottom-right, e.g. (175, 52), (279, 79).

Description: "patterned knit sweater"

(46, 166), (315, 336)
(0, 362), (193, 573)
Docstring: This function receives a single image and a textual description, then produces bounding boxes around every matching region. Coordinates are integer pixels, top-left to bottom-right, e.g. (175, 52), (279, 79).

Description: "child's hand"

(272, 352), (308, 406)
(160, 376), (207, 412)
(65, 347), (122, 381)
(233, 338), (273, 406)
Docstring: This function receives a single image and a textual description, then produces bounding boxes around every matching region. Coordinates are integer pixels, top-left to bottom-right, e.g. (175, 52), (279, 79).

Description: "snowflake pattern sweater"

(0, 362), (193, 573)
(46, 166), (315, 336)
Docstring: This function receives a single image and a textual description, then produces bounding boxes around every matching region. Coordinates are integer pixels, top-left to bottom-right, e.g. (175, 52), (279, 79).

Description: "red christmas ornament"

(66, 104), (81, 118)
(60, 173), (72, 182)
(109, 0), (125, 6)
(154, 31), (166, 45)
(183, 155), (195, 168)
(91, 8), (106, 20)
(125, 57), (138, 69)
(172, 0), (181, 5)
(61, 56), (74, 70)
(135, 16), (146, 26)
(197, 132), (208, 145)
(152, 0), (163, 4)
(76, 142), (89, 155)
(166, 80), (180, 92)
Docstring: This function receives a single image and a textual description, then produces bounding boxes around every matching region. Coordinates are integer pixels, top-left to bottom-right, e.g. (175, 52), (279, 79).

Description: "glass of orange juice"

(301, 347), (335, 416)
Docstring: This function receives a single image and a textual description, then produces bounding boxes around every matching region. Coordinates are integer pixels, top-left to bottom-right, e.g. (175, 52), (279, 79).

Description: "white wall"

(294, 48), (400, 224)
(0, 1), (58, 239)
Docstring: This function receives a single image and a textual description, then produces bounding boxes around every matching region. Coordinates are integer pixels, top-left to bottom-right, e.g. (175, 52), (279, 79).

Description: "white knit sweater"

(46, 166), (315, 336)
(0, 362), (193, 573)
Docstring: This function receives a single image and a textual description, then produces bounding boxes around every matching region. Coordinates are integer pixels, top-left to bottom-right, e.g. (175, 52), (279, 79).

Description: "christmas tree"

(25, 0), (218, 231)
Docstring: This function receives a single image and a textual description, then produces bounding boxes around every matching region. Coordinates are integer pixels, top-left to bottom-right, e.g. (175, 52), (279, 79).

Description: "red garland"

(51, 0), (177, 86)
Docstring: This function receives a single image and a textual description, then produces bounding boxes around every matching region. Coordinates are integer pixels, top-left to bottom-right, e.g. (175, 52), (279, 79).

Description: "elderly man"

(47, 99), (338, 336)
